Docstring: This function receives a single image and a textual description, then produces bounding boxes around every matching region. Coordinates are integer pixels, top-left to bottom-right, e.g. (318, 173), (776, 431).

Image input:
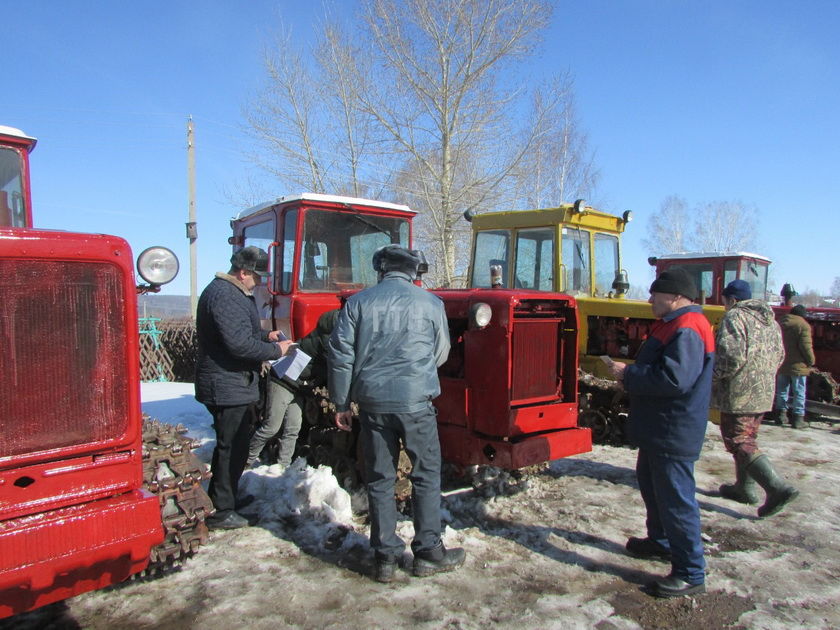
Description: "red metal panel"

(0, 230), (142, 471)
(0, 489), (163, 619)
(511, 319), (559, 403)
(438, 421), (591, 469)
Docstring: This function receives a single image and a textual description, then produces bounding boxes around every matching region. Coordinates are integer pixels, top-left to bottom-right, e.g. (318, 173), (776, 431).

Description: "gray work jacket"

(328, 271), (450, 414)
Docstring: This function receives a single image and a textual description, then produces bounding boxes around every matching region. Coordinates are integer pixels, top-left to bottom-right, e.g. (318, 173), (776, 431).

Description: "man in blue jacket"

(195, 246), (293, 529)
(608, 267), (714, 598)
(328, 245), (464, 583)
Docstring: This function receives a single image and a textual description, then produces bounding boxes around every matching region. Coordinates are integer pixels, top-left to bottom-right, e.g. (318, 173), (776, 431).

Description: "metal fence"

(138, 317), (196, 382)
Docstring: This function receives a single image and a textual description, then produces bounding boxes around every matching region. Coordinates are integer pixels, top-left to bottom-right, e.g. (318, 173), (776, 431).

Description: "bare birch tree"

(245, 22), (387, 197)
(511, 75), (600, 208)
(643, 195), (692, 255)
(643, 196), (759, 256)
(244, 0), (596, 286)
(344, 0), (560, 286)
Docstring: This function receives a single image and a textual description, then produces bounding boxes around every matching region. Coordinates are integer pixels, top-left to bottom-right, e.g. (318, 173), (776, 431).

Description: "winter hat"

(790, 304), (808, 317)
(649, 267), (698, 301)
(722, 279), (752, 301)
(231, 246), (269, 277)
(372, 244), (422, 276)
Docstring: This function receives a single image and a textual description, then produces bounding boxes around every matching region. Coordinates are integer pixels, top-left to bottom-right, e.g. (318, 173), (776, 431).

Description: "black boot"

(791, 414), (808, 429)
(764, 409), (783, 426)
(413, 543), (466, 577)
(746, 454), (799, 518)
(719, 458), (759, 505)
(373, 553), (398, 583)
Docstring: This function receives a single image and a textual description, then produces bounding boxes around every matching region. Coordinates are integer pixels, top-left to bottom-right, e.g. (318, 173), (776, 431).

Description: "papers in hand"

(270, 347), (312, 381)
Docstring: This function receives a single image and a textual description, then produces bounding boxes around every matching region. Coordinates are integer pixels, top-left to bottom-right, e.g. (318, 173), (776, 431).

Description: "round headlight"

(137, 246), (179, 286)
(470, 302), (492, 329)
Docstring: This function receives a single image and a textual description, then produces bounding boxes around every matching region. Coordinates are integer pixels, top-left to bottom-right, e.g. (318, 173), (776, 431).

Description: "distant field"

(137, 294), (191, 319)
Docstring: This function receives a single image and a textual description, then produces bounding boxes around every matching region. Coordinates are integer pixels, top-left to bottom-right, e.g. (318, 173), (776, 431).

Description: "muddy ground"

(3, 414), (839, 630)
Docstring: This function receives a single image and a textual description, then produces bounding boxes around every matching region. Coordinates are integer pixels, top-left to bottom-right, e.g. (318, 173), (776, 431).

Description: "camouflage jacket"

(712, 298), (783, 414)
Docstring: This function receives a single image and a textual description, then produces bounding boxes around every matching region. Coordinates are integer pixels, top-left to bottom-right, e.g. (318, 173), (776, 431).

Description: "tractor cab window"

(561, 227), (591, 295)
(670, 263), (713, 301)
(593, 233), (619, 296)
(740, 259), (768, 301)
(281, 209), (298, 293)
(471, 229), (510, 288)
(0, 147), (26, 227)
(298, 209), (409, 292)
(242, 218), (277, 314)
(514, 227), (554, 290)
(723, 259), (738, 291)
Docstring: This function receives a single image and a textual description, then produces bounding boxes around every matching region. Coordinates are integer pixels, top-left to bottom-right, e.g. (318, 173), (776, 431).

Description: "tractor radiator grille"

(511, 319), (559, 402)
(0, 260), (130, 458)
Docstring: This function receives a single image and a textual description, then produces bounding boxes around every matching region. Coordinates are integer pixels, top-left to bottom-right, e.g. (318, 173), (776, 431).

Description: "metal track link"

(141, 415), (213, 571)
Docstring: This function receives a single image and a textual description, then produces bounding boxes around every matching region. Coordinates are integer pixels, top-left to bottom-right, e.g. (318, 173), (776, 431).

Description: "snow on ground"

(5, 382), (840, 629)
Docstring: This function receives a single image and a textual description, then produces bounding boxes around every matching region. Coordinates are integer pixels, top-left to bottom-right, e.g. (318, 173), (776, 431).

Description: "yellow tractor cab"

(465, 200), (726, 378)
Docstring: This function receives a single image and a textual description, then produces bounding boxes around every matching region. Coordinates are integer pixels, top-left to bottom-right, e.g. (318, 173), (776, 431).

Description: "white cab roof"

(234, 193), (414, 221)
(657, 251), (771, 263)
(0, 125), (37, 150)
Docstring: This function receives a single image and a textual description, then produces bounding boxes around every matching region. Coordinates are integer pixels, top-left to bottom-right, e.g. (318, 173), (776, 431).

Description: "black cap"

(372, 244), (422, 276)
(649, 267), (698, 301)
(231, 246), (269, 277)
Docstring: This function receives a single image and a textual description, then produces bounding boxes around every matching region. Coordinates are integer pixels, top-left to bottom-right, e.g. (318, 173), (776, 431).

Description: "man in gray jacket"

(328, 245), (464, 583)
(712, 279), (798, 517)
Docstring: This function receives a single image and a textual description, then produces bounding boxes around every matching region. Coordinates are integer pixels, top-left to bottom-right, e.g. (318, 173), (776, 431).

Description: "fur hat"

(790, 304), (808, 317)
(649, 267), (698, 301)
(372, 245), (422, 276)
(722, 279), (752, 301)
(231, 246), (269, 277)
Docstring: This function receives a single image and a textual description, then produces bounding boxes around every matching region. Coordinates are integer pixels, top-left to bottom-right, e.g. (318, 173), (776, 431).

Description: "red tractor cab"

(0, 126), (206, 619)
(648, 251), (771, 306)
(0, 125), (36, 228)
(230, 194), (591, 473)
(650, 251), (840, 408)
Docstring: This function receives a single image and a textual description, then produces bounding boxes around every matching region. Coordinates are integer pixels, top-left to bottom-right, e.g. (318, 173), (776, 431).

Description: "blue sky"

(5, 1), (839, 297)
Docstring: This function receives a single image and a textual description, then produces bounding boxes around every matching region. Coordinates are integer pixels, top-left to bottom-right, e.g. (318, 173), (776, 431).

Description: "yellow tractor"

(464, 200), (725, 442)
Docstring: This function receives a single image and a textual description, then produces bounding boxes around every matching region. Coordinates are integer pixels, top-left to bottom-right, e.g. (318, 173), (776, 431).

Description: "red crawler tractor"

(230, 194), (591, 481)
(0, 126), (211, 619)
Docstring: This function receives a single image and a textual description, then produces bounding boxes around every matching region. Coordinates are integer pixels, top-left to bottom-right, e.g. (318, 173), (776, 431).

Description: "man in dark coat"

(608, 267), (714, 598)
(328, 245), (464, 583)
(770, 304), (815, 429)
(195, 246), (293, 529)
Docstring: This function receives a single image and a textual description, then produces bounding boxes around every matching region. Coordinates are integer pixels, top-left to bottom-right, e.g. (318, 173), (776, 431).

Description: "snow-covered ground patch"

(4, 381), (840, 629)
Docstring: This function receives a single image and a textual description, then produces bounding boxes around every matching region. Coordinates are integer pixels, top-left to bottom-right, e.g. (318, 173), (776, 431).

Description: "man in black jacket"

(195, 246), (293, 529)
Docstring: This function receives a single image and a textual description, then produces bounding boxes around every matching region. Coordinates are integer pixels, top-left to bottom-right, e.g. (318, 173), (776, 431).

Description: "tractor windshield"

(0, 146), (26, 227)
(740, 259), (769, 300)
(298, 209), (410, 292)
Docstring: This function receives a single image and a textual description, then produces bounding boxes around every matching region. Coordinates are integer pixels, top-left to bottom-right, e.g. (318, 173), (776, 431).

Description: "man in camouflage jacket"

(712, 280), (798, 518)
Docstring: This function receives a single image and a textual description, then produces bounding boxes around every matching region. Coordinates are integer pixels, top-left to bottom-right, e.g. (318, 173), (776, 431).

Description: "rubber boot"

(719, 458), (759, 505)
(764, 409), (783, 426)
(791, 414), (808, 430)
(746, 454), (800, 518)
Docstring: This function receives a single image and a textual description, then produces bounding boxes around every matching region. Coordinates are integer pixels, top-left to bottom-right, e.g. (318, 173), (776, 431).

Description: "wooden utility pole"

(186, 116), (198, 318)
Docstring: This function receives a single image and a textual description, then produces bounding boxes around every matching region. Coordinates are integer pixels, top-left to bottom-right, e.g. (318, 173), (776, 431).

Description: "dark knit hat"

(722, 279), (752, 301)
(649, 267), (698, 301)
(372, 244), (422, 276)
(790, 304), (808, 317)
(231, 246), (269, 277)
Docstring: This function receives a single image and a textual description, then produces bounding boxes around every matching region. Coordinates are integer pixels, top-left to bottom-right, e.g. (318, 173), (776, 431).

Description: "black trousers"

(205, 404), (253, 516)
